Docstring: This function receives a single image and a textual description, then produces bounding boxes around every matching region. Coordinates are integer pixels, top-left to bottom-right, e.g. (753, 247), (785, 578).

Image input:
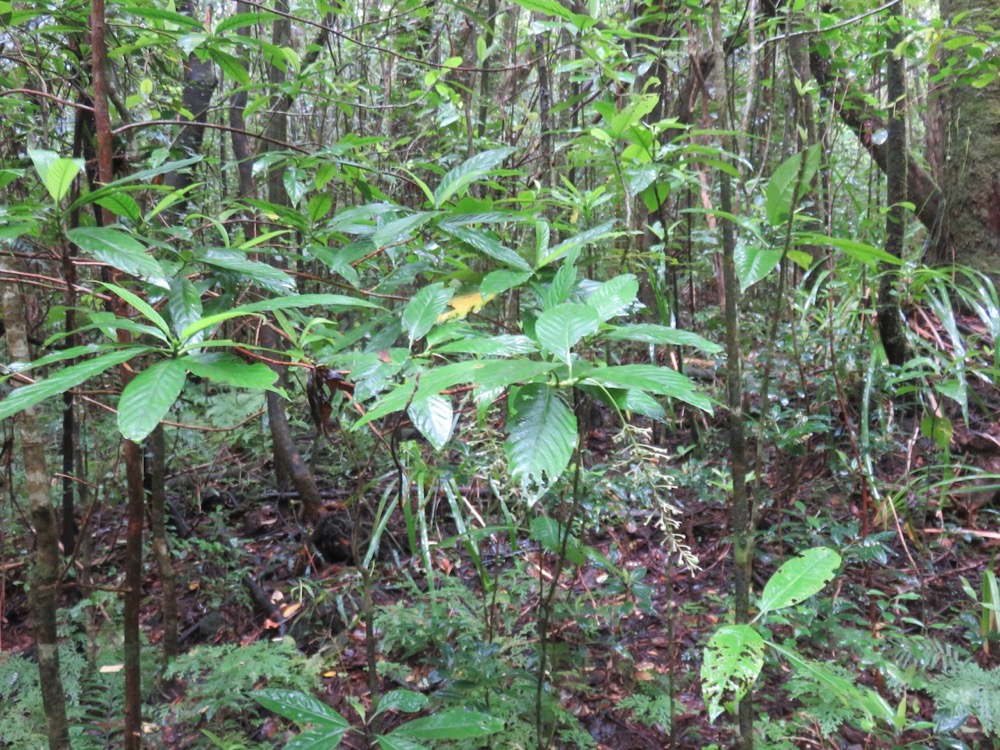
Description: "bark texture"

(1, 257), (71, 750)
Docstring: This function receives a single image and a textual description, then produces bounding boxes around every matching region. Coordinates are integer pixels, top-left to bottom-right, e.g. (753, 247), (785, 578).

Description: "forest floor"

(3, 406), (1000, 749)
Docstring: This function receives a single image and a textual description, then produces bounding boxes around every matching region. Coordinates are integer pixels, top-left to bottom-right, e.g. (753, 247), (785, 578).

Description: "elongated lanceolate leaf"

(67, 227), (169, 288)
(376, 735), (426, 750)
(117, 359), (187, 441)
(402, 284), (454, 344)
(252, 689), (350, 732)
(766, 143), (820, 226)
(603, 324), (722, 354)
(407, 395), (454, 450)
(701, 624), (765, 722)
(179, 293), (383, 343)
(101, 282), (171, 338)
(0, 348), (149, 422)
(755, 547), (841, 618)
(389, 708), (503, 740)
(167, 276), (203, 340)
(184, 352), (278, 390)
(582, 364), (713, 413)
(200, 248), (295, 294)
(505, 384), (576, 488)
(443, 225), (532, 271)
(535, 302), (600, 362)
(434, 147), (514, 207)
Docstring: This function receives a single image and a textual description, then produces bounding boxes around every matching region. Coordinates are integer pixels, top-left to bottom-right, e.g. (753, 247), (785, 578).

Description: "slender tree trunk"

(262, 0), (324, 524)
(1, 257), (70, 750)
(148, 425), (178, 661)
(90, 3), (144, 746)
(879, 0), (908, 366)
(711, 1), (753, 747)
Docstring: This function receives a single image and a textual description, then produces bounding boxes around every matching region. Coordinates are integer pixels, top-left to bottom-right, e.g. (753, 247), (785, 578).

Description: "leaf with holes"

(756, 547), (841, 618)
(504, 383), (576, 489)
(701, 624), (765, 722)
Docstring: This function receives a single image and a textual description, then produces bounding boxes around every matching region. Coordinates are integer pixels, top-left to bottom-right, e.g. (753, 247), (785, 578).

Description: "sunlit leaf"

(756, 547), (841, 618)
(701, 624), (765, 722)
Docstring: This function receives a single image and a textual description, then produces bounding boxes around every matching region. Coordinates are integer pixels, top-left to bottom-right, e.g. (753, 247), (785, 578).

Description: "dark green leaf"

(535, 302), (600, 361)
(252, 689), (350, 732)
(67, 227), (169, 288)
(402, 283), (453, 344)
(184, 352), (278, 390)
(587, 274), (639, 321)
(389, 709), (503, 740)
(603, 324), (722, 354)
(434, 148), (515, 207)
(407, 395), (454, 450)
(582, 365), (712, 413)
(117, 359), (187, 441)
(505, 384), (576, 488)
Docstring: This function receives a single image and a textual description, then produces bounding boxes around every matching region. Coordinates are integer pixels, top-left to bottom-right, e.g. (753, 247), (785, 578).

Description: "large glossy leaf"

(184, 352), (278, 391)
(480, 269), (533, 296)
(582, 364), (712, 413)
(402, 283), (454, 344)
(537, 220), (616, 268)
(603, 324), (722, 354)
(765, 143), (820, 226)
(587, 274), (639, 321)
(373, 690), (428, 718)
(701, 624), (765, 722)
(28, 148), (83, 203)
(797, 233), (905, 267)
(434, 147), (514, 207)
(436, 334), (537, 356)
(471, 359), (557, 390)
(66, 227), (169, 288)
(200, 248), (295, 294)
(735, 245), (783, 292)
(755, 547), (841, 618)
(286, 727), (351, 750)
(505, 383), (576, 488)
(253, 689), (350, 734)
(376, 736), (426, 750)
(167, 276), (203, 340)
(389, 709), (503, 740)
(530, 516), (587, 565)
(117, 359), (187, 441)
(0, 347), (148, 422)
(535, 302), (600, 362)
(407, 394), (454, 450)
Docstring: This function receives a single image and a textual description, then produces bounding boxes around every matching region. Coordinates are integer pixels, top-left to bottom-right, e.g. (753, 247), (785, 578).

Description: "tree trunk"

(1, 257), (71, 750)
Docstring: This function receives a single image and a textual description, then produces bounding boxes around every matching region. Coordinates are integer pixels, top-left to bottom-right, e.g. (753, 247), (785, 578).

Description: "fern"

(928, 662), (1000, 737)
(617, 692), (673, 731)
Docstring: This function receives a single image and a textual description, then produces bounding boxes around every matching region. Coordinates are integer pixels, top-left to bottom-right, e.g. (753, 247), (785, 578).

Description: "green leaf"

(201, 248), (295, 294)
(471, 360), (557, 390)
(603, 324), (722, 354)
(797, 233), (904, 267)
(920, 414), (953, 451)
(434, 148), (514, 208)
(389, 709), (503, 740)
(117, 359), (187, 441)
(167, 276), (203, 340)
(28, 149), (83, 203)
(376, 736), (427, 750)
(372, 211), (436, 248)
(436, 334), (537, 356)
(407, 394), (454, 450)
(537, 220), (616, 268)
(0, 348), (148, 421)
(530, 516), (587, 565)
(587, 274), (639, 321)
(253, 689), (350, 732)
(735, 245), (783, 292)
(286, 726), (352, 750)
(66, 227), (169, 288)
(765, 143), (820, 226)
(94, 192), (142, 223)
(443, 226), (532, 271)
(755, 547), (841, 618)
(602, 94), (659, 140)
(101, 282), (171, 339)
(373, 690), (429, 718)
(701, 624), (765, 722)
(184, 352), (278, 390)
(543, 260), (577, 310)
(207, 47), (251, 86)
(768, 642), (895, 725)
(480, 270), (533, 296)
(578, 384), (666, 421)
(179, 294), (382, 343)
(582, 365), (712, 413)
(535, 302), (600, 361)
(511, 0), (576, 22)
(308, 193), (333, 223)
(402, 283), (454, 344)
(505, 384), (576, 488)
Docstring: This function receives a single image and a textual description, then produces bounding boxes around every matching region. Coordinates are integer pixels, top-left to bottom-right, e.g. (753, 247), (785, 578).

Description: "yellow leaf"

(436, 291), (496, 323)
